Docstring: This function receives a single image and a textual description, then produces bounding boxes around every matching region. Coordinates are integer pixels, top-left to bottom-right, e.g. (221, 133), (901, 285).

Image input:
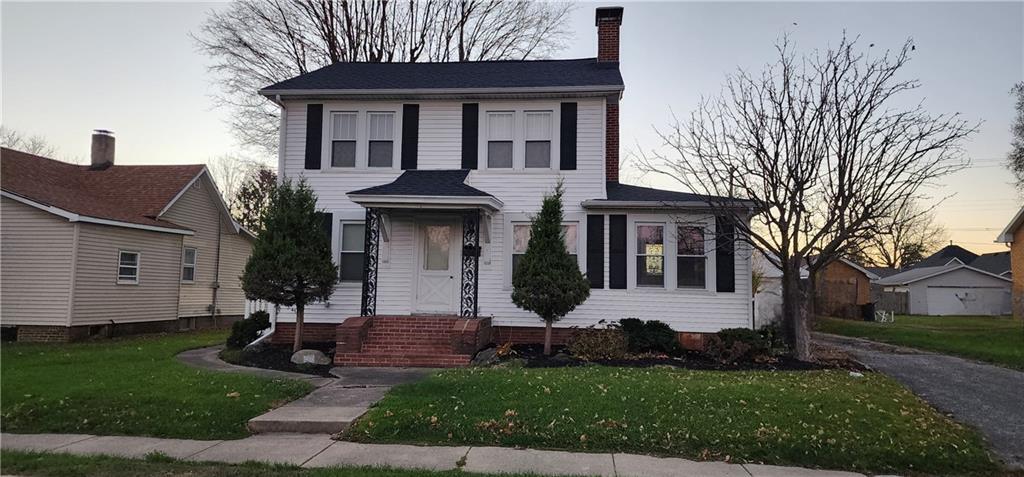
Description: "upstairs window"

(487, 112), (514, 168)
(676, 225), (707, 288)
(340, 222), (365, 282)
(367, 112), (394, 167)
(511, 223), (578, 277)
(331, 112), (358, 167)
(181, 247), (197, 283)
(117, 250), (140, 285)
(524, 111), (553, 168)
(636, 225), (664, 287)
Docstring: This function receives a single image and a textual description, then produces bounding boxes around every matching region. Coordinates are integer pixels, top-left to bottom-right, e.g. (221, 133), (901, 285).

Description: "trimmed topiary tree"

(242, 180), (338, 352)
(511, 182), (591, 355)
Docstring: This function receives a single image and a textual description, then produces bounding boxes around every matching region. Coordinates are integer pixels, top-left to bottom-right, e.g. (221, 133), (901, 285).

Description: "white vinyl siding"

(0, 197), (76, 326)
(277, 98), (752, 332)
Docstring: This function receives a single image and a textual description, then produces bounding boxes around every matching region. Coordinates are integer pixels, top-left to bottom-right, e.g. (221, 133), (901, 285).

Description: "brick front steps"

(334, 315), (492, 368)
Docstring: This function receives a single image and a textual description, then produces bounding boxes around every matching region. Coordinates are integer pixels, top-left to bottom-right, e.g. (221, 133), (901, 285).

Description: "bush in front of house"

(618, 318), (681, 355)
(704, 327), (770, 364)
(567, 323), (628, 361)
(226, 310), (271, 349)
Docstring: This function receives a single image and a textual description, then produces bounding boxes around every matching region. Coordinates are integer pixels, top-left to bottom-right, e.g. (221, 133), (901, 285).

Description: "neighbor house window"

(339, 222), (365, 282)
(676, 225), (706, 288)
(511, 223), (577, 277)
(117, 250), (140, 284)
(487, 112), (514, 168)
(636, 225), (664, 287)
(181, 247), (197, 283)
(331, 112), (358, 167)
(367, 112), (394, 167)
(524, 111), (553, 168)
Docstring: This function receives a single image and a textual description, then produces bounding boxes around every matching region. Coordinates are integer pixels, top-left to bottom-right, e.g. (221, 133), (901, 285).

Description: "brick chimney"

(596, 7), (623, 183)
(90, 129), (115, 170)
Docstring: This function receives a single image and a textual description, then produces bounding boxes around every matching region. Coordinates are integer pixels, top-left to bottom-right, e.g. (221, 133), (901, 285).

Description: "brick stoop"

(334, 315), (492, 368)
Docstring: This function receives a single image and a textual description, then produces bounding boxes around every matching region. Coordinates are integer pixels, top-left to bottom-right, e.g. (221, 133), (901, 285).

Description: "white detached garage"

(876, 263), (1012, 316)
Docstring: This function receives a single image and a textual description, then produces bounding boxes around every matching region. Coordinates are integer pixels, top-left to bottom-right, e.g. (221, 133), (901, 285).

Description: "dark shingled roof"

(262, 58), (624, 93)
(970, 251), (1011, 276)
(866, 266), (900, 279)
(600, 182), (747, 204)
(909, 245), (979, 270)
(348, 170), (492, 197)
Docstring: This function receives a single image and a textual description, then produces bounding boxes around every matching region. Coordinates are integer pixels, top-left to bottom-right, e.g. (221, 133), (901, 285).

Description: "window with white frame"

(487, 111), (515, 168)
(331, 112), (358, 167)
(524, 111), (553, 168)
(367, 112), (394, 167)
(636, 224), (664, 287)
(117, 250), (140, 284)
(511, 223), (578, 277)
(181, 247), (197, 283)
(676, 225), (707, 288)
(339, 222), (365, 282)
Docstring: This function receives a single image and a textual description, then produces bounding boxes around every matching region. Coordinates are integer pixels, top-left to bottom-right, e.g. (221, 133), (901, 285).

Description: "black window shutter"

(304, 104), (323, 170)
(716, 217), (736, 293)
(461, 103), (479, 169)
(586, 214), (604, 288)
(609, 214), (627, 289)
(560, 102), (577, 170)
(401, 104), (419, 170)
(314, 212), (333, 246)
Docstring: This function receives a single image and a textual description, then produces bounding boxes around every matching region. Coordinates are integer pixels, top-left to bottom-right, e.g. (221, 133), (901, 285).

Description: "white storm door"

(415, 221), (460, 313)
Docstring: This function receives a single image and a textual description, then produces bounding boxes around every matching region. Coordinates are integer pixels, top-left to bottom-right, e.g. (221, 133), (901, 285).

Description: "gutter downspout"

(211, 216), (223, 328)
(251, 96), (287, 346)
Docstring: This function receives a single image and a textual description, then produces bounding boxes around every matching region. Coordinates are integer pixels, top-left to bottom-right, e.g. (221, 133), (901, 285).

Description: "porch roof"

(347, 169), (503, 211)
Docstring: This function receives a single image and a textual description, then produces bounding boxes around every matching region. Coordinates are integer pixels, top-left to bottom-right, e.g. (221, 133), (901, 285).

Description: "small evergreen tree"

(242, 180), (338, 352)
(512, 182), (590, 355)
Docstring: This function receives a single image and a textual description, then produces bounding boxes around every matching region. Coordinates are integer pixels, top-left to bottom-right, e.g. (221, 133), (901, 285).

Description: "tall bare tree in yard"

(195, 1), (573, 155)
(1, 126), (58, 158)
(637, 36), (975, 360)
(1009, 82), (1024, 192)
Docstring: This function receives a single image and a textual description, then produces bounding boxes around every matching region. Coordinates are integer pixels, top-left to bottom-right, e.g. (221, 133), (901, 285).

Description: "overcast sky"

(2, 1), (1021, 253)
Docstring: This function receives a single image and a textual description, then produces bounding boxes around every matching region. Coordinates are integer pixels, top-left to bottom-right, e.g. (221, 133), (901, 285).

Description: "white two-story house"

(261, 7), (753, 366)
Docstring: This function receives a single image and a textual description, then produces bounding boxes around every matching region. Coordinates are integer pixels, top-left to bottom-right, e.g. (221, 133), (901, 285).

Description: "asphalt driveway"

(815, 332), (1024, 469)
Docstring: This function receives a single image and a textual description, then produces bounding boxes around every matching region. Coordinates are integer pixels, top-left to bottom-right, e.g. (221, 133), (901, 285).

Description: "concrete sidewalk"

(1, 432), (883, 476)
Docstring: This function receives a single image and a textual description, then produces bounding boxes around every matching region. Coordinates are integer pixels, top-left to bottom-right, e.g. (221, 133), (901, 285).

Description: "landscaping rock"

(552, 352), (573, 363)
(291, 349), (331, 365)
(472, 347), (499, 366)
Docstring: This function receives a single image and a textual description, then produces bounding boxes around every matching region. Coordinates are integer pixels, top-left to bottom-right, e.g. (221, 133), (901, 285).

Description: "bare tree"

(1009, 82), (1024, 192)
(857, 201), (947, 269)
(234, 165), (278, 231)
(1, 126), (58, 158)
(207, 154), (257, 208)
(194, 0), (573, 155)
(636, 36), (975, 360)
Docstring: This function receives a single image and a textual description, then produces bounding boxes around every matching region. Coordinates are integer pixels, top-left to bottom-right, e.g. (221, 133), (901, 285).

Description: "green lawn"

(0, 451), (577, 477)
(348, 367), (995, 475)
(817, 315), (1024, 369)
(0, 331), (311, 439)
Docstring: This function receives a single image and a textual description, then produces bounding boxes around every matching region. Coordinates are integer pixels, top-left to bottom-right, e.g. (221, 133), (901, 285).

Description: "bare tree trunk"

(543, 319), (553, 356)
(781, 258), (812, 361)
(293, 304), (304, 353)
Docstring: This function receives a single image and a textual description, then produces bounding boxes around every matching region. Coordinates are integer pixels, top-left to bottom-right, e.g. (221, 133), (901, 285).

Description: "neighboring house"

(970, 251), (1012, 278)
(875, 263), (1012, 316)
(906, 244), (978, 269)
(261, 7), (755, 366)
(997, 207), (1024, 319)
(865, 266), (899, 279)
(0, 132), (254, 342)
(815, 258), (880, 319)
(752, 250), (807, 328)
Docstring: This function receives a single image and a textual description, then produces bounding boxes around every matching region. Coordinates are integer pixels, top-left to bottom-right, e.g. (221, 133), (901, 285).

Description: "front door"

(415, 220), (460, 313)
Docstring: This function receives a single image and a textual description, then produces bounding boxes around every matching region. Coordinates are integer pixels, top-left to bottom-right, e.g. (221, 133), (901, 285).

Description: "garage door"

(925, 286), (1011, 316)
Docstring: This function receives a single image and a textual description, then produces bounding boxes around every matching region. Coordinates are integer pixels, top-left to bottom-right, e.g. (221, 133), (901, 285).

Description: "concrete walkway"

(177, 345), (432, 433)
(1, 432), (880, 476)
(815, 332), (1024, 469)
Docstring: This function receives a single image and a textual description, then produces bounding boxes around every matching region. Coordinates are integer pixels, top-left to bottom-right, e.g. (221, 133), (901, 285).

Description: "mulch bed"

(490, 344), (867, 372)
(220, 343), (335, 377)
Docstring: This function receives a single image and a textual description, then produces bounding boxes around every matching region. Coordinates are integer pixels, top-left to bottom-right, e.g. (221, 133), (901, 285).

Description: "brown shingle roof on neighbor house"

(1, 147), (204, 232)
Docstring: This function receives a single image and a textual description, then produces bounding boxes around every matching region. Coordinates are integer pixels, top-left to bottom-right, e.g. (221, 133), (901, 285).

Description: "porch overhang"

(348, 193), (503, 212)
